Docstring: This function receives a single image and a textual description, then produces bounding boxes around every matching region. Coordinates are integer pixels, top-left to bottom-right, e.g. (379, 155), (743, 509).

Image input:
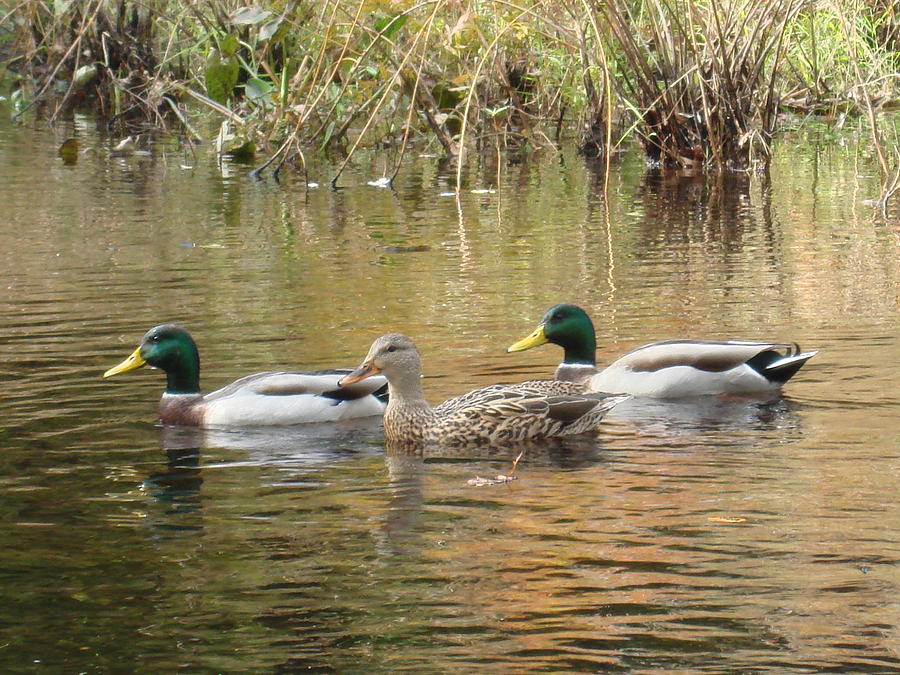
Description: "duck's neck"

(163, 360), (201, 395)
(384, 372), (434, 443)
(557, 329), (597, 366)
(385, 373), (432, 411)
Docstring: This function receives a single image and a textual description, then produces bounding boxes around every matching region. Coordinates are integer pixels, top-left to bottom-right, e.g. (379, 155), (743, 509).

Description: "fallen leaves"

(466, 474), (517, 487)
(466, 450), (524, 487)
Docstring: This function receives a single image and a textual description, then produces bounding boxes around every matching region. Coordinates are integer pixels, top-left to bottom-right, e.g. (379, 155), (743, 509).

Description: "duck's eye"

(386, 345), (398, 353)
(148, 334), (160, 343)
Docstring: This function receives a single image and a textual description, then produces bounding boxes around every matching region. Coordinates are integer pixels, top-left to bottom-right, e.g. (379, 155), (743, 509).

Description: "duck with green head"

(104, 324), (388, 427)
(508, 304), (817, 398)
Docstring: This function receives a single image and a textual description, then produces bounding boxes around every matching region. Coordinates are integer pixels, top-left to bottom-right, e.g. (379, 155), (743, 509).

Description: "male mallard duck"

(338, 333), (627, 445)
(507, 304), (817, 398)
(104, 324), (388, 427)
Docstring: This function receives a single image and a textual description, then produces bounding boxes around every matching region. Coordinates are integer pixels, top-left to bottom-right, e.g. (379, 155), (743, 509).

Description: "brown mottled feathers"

(406, 380), (623, 445)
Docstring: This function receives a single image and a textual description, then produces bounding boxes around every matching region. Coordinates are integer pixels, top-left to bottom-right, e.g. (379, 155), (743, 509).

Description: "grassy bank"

(3, 0), (898, 184)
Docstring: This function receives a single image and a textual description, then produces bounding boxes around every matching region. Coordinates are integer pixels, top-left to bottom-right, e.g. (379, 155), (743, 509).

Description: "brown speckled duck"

(339, 333), (627, 445)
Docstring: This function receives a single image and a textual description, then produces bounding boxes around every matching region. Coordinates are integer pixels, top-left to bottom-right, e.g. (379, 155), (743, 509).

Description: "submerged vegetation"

(2, 0), (898, 190)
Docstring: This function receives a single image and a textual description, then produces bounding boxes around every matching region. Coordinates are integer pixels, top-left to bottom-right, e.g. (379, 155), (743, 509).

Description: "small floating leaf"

(58, 138), (79, 163)
(708, 516), (746, 524)
(467, 474), (517, 487)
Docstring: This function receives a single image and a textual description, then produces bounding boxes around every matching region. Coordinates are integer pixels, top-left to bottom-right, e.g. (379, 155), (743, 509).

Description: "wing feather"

(206, 371), (388, 400)
(617, 341), (794, 373)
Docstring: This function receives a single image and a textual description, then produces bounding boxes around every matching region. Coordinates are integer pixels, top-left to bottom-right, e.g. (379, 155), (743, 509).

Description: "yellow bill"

(507, 325), (548, 353)
(103, 347), (147, 378)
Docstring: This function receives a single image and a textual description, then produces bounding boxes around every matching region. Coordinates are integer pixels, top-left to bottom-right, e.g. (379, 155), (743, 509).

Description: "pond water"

(1, 115), (898, 672)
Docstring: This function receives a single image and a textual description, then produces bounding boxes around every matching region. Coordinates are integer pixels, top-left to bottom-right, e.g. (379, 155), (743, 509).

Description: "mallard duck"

(508, 304), (818, 398)
(104, 324), (388, 427)
(338, 333), (628, 445)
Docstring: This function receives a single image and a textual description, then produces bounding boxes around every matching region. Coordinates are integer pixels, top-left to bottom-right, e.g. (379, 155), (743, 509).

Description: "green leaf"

(245, 77), (273, 100)
(219, 34), (240, 57)
(205, 49), (239, 104)
(231, 6), (273, 25)
(259, 17), (283, 42)
(374, 13), (407, 41)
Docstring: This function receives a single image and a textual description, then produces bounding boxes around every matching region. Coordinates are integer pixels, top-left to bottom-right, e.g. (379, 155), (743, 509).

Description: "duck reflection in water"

(140, 420), (387, 532)
(376, 435), (619, 556)
(141, 427), (205, 530)
(610, 392), (804, 431)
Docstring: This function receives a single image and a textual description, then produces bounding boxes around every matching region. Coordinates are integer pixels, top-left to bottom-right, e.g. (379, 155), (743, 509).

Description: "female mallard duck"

(338, 333), (627, 445)
(508, 304), (817, 398)
(104, 324), (388, 427)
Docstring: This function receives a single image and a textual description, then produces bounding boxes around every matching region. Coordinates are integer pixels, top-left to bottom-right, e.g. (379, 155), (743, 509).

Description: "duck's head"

(507, 304), (597, 365)
(104, 324), (201, 394)
(340, 333), (422, 387)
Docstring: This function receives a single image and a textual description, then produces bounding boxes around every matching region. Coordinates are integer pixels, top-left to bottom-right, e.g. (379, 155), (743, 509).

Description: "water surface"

(1, 117), (898, 672)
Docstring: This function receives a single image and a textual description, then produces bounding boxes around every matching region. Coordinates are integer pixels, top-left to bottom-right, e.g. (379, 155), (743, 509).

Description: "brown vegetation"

(2, 0), (897, 186)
